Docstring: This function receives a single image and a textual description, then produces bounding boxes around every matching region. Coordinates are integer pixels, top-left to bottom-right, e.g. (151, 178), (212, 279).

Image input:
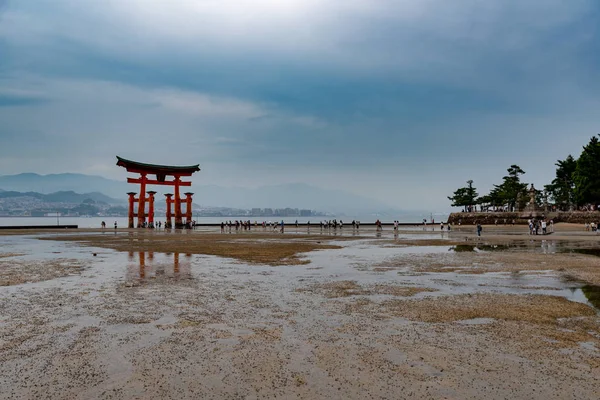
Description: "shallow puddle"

(578, 285), (600, 309)
(2, 234), (600, 313)
(561, 248), (600, 257)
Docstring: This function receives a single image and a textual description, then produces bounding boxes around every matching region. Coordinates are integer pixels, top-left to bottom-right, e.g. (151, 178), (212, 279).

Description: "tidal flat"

(0, 226), (599, 399)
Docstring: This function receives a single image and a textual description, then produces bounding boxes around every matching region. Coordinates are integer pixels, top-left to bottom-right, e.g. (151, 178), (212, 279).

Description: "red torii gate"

(116, 156), (200, 228)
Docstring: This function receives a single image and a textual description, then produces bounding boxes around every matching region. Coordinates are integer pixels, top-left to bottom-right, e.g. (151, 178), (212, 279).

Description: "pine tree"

(448, 180), (478, 211)
(492, 165), (528, 211)
(573, 135), (600, 206)
(544, 155), (576, 210)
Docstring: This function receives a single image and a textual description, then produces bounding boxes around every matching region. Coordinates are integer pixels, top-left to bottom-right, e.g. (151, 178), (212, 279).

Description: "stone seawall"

(447, 211), (600, 225)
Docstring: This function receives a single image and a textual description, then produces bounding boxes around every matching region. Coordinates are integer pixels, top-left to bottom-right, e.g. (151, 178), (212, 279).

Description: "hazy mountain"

(0, 173), (403, 214)
(0, 190), (122, 204)
(0, 173), (130, 198)
(193, 183), (396, 213)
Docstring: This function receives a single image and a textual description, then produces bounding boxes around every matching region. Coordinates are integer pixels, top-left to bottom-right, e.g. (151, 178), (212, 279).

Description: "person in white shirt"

(541, 220), (547, 235)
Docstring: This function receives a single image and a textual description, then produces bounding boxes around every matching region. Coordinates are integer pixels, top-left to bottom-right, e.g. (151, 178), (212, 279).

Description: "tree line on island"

(449, 135), (600, 212)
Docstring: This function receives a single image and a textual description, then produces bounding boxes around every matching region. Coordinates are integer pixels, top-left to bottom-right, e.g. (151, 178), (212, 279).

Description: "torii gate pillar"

(165, 193), (173, 228)
(127, 192), (137, 229)
(147, 191), (156, 227)
(184, 192), (194, 226)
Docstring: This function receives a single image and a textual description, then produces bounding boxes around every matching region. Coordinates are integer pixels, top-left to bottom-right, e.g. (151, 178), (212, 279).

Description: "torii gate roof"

(116, 156), (200, 176)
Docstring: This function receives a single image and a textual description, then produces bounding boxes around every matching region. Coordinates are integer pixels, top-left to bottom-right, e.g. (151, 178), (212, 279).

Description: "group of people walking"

(220, 220), (287, 233)
(101, 220), (197, 230)
(527, 219), (553, 235)
(220, 220), (256, 232)
(320, 219), (344, 229)
(216, 219), (367, 233)
(101, 221), (119, 230)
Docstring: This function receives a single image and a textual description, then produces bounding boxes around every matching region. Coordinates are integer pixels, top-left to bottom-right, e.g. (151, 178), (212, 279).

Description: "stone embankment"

(447, 211), (600, 225)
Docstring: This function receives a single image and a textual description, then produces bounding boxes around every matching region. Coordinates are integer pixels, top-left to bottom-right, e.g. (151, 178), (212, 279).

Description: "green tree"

(573, 135), (600, 206)
(492, 164), (528, 211)
(544, 155), (576, 210)
(476, 186), (504, 211)
(448, 180), (478, 211)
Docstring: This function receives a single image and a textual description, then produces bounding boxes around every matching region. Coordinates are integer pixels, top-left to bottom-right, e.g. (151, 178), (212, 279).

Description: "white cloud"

(0, 74), (330, 167)
(3, 0), (593, 72)
(152, 89), (265, 118)
(0, 75), (266, 118)
(2, 0), (596, 111)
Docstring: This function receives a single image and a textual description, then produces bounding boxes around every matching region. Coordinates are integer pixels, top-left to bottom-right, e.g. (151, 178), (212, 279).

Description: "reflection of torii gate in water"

(116, 156), (200, 228)
(133, 251), (192, 279)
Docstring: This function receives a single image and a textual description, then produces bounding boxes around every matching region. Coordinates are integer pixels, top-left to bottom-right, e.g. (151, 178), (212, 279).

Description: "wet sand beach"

(1, 224), (599, 399)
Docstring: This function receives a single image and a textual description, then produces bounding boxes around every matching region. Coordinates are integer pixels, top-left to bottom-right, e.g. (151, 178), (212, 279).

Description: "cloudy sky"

(0, 0), (598, 211)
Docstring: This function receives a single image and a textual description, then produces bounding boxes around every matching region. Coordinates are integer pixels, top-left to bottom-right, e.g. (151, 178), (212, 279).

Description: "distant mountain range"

(0, 173), (403, 214)
(0, 173), (130, 198)
(0, 190), (122, 205)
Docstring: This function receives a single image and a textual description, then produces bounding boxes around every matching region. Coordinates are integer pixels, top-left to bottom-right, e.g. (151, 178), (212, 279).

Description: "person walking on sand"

(528, 219), (533, 235)
(280, 220), (285, 233)
(476, 223), (482, 237)
(114, 221), (117, 230)
(542, 220), (547, 235)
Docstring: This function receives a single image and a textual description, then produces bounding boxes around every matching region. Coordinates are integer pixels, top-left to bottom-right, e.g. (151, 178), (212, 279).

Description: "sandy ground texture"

(0, 226), (599, 399)
(0, 256), (86, 286)
(39, 231), (351, 265)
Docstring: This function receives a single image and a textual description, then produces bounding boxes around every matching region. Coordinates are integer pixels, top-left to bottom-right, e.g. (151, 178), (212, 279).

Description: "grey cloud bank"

(0, 0), (598, 212)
